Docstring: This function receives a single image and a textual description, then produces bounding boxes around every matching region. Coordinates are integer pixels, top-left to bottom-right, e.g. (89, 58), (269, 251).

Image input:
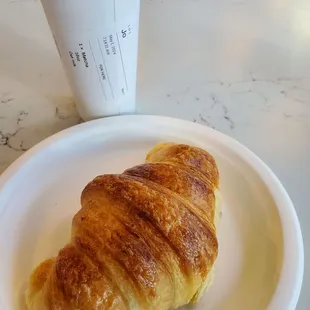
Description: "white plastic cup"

(41, 0), (140, 121)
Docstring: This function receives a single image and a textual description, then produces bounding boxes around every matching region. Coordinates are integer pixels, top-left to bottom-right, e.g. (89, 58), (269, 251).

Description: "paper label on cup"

(61, 27), (133, 106)
(41, 0), (140, 118)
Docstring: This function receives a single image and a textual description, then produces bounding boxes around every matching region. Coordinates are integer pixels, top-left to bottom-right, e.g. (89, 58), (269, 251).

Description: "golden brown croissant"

(26, 143), (220, 310)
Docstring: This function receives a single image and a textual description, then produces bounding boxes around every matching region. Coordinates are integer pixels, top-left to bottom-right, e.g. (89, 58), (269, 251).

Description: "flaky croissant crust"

(26, 143), (220, 310)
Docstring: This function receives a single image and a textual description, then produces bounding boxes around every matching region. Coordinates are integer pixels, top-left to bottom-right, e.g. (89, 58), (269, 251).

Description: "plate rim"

(0, 115), (304, 310)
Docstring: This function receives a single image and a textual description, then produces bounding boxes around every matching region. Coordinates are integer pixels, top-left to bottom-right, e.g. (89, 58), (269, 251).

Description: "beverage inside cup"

(41, 0), (140, 121)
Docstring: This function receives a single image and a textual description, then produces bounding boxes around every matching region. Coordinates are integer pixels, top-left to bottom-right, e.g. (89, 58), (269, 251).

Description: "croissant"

(26, 143), (220, 310)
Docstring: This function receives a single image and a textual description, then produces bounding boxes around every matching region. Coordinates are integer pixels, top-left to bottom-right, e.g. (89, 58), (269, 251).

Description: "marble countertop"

(0, 0), (309, 309)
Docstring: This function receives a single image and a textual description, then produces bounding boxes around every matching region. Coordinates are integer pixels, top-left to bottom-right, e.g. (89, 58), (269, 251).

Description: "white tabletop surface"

(0, 0), (308, 309)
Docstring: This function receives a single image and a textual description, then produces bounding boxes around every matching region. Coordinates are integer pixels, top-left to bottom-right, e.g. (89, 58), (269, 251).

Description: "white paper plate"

(0, 115), (303, 310)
